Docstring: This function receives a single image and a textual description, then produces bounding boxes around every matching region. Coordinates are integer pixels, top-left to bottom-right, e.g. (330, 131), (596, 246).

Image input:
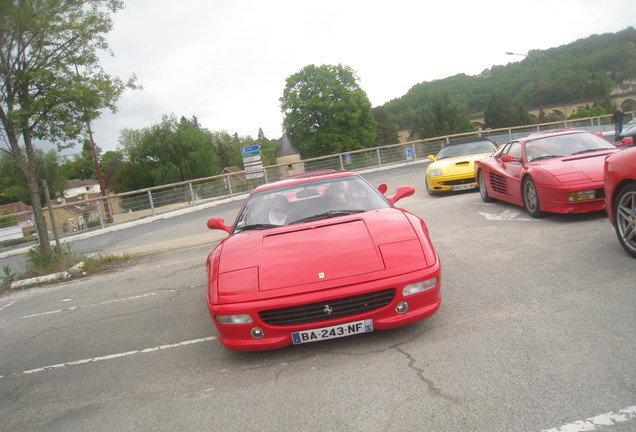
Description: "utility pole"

(86, 121), (113, 223)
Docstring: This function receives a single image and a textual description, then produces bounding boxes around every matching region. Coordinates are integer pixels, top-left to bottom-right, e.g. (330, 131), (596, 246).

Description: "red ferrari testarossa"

(475, 129), (618, 217)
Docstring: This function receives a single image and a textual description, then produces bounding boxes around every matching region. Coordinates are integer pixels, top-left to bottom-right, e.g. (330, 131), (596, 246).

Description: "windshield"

(524, 132), (615, 162)
(437, 140), (496, 159)
(234, 175), (390, 232)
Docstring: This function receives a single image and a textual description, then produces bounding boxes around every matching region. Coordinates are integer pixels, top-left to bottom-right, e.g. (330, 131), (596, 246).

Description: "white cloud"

(82, 0), (635, 154)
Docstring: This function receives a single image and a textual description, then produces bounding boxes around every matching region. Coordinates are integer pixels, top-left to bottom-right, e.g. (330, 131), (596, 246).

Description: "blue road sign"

(241, 145), (261, 153)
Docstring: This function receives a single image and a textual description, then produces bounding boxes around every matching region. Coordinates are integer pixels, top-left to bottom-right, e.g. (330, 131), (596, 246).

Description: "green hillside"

(382, 27), (636, 131)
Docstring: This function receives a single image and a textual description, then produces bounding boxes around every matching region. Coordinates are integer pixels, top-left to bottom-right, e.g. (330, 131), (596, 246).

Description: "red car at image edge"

(604, 146), (636, 258)
(205, 171), (441, 351)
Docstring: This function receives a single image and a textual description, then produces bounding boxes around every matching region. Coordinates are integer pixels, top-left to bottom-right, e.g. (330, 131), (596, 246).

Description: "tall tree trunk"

(22, 129), (53, 261)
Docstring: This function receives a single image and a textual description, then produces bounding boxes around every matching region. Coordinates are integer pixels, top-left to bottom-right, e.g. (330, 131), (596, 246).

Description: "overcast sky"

(83, 0), (635, 155)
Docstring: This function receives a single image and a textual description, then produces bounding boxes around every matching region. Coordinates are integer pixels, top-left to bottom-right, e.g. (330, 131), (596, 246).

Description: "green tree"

(0, 149), (64, 204)
(109, 161), (153, 193)
(58, 140), (100, 180)
(280, 64), (376, 158)
(0, 0), (136, 261)
(567, 104), (609, 120)
(372, 106), (399, 146)
(414, 93), (474, 138)
(484, 93), (530, 128)
(214, 131), (243, 169)
(125, 115), (222, 186)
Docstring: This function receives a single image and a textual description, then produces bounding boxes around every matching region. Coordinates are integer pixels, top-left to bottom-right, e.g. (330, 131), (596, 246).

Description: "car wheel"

(522, 177), (545, 218)
(478, 170), (493, 202)
(613, 182), (636, 258)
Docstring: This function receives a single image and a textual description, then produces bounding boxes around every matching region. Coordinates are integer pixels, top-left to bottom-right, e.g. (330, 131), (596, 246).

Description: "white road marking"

(542, 405), (636, 431)
(10, 288), (191, 321)
(0, 336), (216, 380)
(478, 209), (538, 221)
(0, 300), (16, 311)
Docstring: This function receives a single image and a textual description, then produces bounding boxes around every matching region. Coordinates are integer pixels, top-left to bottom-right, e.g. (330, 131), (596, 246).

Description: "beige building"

(276, 132), (303, 179)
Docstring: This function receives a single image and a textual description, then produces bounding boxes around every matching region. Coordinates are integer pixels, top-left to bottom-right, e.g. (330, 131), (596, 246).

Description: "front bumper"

(426, 175), (477, 192)
(208, 266), (442, 351)
(538, 184), (607, 214)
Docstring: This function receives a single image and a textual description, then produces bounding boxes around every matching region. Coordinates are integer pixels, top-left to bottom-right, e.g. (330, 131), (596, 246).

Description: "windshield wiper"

(530, 155), (562, 161)
(290, 210), (364, 225)
(571, 148), (612, 155)
(235, 223), (280, 232)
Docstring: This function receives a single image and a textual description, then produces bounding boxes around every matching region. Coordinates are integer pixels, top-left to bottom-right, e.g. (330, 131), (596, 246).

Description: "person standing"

(612, 106), (625, 142)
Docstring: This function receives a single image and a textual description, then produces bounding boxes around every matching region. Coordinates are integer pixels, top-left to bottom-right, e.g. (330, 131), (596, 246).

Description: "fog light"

(251, 327), (264, 339)
(215, 314), (253, 325)
(403, 277), (438, 296)
(396, 301), (409, 314)
(566, 190), (595, 202)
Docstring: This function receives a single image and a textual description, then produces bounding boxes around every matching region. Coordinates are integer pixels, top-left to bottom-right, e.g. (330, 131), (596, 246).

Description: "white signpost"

(241, 144), (264, 179)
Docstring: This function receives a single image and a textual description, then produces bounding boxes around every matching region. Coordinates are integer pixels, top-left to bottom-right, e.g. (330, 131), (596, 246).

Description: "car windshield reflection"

(437, 141), (496, 159)
(525, 133), (615, 162)
(234, 176), (389, 232)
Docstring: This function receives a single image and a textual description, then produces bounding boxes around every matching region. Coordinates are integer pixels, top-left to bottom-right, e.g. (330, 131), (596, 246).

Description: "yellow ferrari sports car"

(425, 137), (498, 195)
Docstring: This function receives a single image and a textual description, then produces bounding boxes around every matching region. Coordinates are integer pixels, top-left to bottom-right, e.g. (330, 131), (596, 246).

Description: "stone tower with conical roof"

(276, 132), (303, 179)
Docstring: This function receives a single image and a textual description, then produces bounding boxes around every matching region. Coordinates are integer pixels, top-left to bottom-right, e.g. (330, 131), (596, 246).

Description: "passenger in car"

(321, 181), (363, 212)
(266, 194), (291, 225)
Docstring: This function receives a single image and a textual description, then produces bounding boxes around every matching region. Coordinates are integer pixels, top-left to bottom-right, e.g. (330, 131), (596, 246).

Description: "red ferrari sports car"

(206, 171), (441, 351)
(475, 129), (618, 217)
(604, 146), (636, 258)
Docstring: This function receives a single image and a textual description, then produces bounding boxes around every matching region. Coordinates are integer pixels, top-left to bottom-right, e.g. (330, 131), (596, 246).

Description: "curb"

(8, 261), (86, 289)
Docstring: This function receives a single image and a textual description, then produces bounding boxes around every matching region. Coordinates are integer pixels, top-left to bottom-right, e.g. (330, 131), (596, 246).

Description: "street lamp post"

(506, 51), (544, 123)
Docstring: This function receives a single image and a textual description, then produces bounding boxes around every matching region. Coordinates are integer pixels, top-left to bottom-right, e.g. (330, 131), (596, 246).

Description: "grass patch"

(18, 243), (133, 280)
(0, 235), (37, 249)
(81, 253), (133, 273)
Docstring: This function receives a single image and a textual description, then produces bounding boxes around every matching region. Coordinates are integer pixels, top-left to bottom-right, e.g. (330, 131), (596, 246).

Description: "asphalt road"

(1, 164), (635, 432)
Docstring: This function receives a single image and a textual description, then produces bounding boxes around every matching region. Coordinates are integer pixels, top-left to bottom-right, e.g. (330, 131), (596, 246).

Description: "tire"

(613, 182), (636, 258)
(425, 178), (440, 196)
(522, 177), (546, 218)
(478, 170), (493, 202)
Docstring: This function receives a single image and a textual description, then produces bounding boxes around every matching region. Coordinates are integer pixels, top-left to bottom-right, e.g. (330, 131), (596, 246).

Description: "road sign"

(242, 150), (261, 157)
(246, 171), (265, 179)
(241, 145), (261, 153)
(404, 148), (414, 159)
(245, 164), (264, 172)
(243, 155), (262, 163)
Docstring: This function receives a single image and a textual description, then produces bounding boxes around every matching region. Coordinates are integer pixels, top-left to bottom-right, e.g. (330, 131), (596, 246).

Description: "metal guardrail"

(0, 112), (632, 246)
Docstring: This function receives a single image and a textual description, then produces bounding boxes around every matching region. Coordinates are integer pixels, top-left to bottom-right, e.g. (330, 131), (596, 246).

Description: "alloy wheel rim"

(617, 191), (636, 252)
(524, 182), (537, 211)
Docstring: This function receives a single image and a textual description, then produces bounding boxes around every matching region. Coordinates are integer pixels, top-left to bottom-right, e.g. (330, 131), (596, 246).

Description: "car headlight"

(402, 277), (438, 296)
(428, 169), (443, 177)
(215, 314), (254, 325)
(566, 190), (595, 201)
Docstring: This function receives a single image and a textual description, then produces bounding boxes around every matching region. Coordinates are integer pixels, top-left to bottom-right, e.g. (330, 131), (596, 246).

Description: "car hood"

(531, 150), (618, 183)
(213, 209), (433, 303)
(429, 153), (493, 172)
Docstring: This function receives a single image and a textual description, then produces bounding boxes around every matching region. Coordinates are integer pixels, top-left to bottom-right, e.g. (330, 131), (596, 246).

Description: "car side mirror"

(617, 137), (634, 147)
(388, 185), (415, 205)
(207, 218), (232, 233)
(377, 184), (388, 194)
(427, 155), (436, 161)
(501, 155), (521, 163)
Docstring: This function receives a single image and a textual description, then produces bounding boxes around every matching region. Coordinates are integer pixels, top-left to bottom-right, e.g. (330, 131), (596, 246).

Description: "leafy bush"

(25, 244), (83, 276)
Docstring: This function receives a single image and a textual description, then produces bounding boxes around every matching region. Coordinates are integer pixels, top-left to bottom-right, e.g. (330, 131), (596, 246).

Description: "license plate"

(452, 184), (475, 191)
(291, 319), (374, 345)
